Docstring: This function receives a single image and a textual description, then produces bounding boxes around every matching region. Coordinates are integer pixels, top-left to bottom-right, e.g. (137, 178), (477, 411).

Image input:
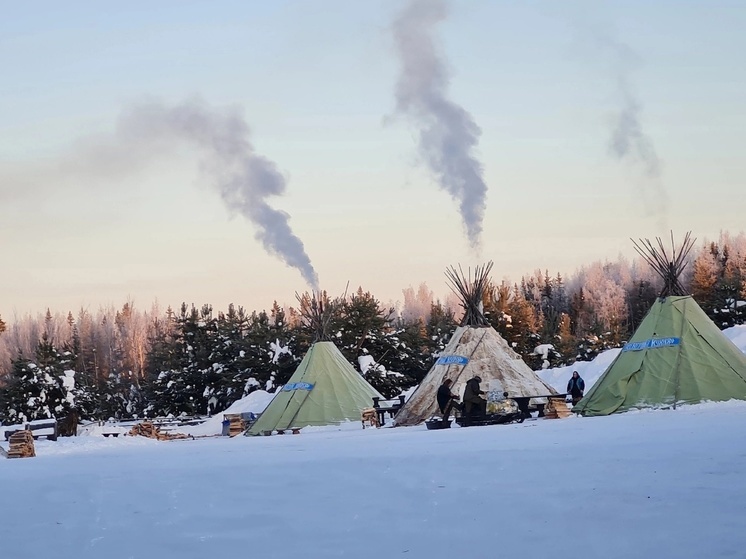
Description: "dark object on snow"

(567, 372), (585, 405)
(58, 410), (80, 437)
(462, 376), (487, 417)
(455, 408), (524, 427)
(436, 379), (461, 416)
(425, 418), (453, 430)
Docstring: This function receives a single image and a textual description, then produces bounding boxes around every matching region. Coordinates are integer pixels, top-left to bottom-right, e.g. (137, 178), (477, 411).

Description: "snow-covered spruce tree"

(199, 303), (293, 413)
(150, 303), (219, 417)
(0, 335), (82, 424)
(425, 300), (457, 355)
(373, 320), (423, 394)
(334, 289), (419, 398)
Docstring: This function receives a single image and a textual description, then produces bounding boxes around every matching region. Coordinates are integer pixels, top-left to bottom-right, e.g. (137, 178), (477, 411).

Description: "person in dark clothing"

(567, 371), (585, 405)
(463, 375), (487, 417)
(436, 379), (461, 417)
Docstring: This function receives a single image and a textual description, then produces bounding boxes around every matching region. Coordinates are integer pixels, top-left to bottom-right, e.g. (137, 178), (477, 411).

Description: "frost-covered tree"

(401, 283), (435, 325)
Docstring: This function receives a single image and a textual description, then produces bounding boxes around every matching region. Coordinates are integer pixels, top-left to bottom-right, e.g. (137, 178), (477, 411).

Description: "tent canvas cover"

(573, 295), (746, 416)
(394, 325), (557, 426)
(248, 341), (383, 435)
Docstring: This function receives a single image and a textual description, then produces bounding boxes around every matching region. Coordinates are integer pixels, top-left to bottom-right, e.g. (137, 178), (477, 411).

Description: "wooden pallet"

(7, 430), (36, 458)
(543, 397), (572, 419)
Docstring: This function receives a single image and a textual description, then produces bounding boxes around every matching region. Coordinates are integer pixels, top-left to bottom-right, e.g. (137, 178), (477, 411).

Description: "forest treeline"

(1, 232), (745, 424)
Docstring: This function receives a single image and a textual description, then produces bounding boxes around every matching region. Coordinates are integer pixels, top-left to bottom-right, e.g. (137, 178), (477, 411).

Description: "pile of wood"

(544, 397), (572, 419)
(128, 422), (192, 441)
(7, 430), (36, 459)
(223, 414), (247, 437)
(361, 408), (379, 429)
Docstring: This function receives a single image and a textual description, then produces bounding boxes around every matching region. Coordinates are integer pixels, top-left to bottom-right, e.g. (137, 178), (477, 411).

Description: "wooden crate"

(223, 414), (246, 437)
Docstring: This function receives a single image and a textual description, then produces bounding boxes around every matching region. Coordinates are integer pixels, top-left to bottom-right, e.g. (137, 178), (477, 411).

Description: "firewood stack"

(128, 422), (192, 441)
(361, 408), (379, 429)
(544, 397), (572, 419)
(7, 430), (36, 459)
(223, 414), (246, 437)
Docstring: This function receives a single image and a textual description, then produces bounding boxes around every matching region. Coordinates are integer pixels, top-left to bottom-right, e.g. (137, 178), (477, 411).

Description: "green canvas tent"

(247, 341), (383, 435)
(576, 234), (746, 416)
(574, 296), (746, 416)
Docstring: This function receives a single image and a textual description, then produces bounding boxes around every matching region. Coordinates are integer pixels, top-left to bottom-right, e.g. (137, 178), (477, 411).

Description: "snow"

(269, 339), (290, 364)
(172, 390), (275, 436)
(533, 343), (554, 369)
(358, 354), (377, 373)
(723, 324), (746, 353)
(2, 401), (746, 558)
(359, 354), (404, 378)
(537, 348), (621, 393)
(61, 370), (75, 391)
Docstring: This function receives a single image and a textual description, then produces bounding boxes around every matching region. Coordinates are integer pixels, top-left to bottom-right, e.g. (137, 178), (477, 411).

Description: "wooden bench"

(3, 420), (58, 442)
(372, 395), (406, 426)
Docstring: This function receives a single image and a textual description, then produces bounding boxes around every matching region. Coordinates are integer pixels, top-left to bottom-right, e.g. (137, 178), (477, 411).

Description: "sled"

(454, 410), (525, 428)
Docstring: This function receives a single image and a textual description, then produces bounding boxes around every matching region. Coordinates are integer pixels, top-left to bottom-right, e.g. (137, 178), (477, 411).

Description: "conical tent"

(573, 295), (746, 416)
(394, 263), (555, 427)
(247, 341), (383, 435)
(394, 325), (557, 426)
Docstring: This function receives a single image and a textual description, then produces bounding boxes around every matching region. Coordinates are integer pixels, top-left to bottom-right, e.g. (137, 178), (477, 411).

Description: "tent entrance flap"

(276, 384), (315, 431)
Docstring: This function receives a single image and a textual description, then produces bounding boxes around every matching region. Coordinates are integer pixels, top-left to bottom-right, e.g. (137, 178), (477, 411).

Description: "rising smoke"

(391, 0), (488, 249)
(604, 36), (666, 215)
(118, 100), (319, 289)
(6, 99), (320, 289)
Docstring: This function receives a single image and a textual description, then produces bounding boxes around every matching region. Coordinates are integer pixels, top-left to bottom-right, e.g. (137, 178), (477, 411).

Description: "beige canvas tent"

(394, 263), (556, 426)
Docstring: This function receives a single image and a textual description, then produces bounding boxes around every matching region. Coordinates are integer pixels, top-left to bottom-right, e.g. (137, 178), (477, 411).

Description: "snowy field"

(3, 401), (746, 559)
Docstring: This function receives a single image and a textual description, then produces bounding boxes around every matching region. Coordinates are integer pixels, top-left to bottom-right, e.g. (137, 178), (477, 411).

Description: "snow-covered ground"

(538, 324), (746, 394)
(2, 401), (746, 558)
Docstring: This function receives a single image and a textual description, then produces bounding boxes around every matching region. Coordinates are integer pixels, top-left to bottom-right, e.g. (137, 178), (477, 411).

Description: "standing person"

(436, 378), (461, 418)
(567, 371), (585, 405)
(463, 375), (487, 417)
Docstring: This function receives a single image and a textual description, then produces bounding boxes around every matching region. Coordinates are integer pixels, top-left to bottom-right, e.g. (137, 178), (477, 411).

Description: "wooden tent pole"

(671, 298), (688, 410)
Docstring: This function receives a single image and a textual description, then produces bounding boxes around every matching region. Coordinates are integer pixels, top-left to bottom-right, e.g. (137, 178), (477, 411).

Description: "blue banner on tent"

(622, 337), (680, 352)
(436, 355), (469, 366)
(282, 382), (315, 392)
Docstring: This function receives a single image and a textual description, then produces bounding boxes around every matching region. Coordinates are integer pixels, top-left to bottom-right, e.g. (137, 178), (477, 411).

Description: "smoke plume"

(5, 99), (320, 289)
(604, 37), (667, 214)
(391, 0), (488, 249)
(124, 100), (319, 289)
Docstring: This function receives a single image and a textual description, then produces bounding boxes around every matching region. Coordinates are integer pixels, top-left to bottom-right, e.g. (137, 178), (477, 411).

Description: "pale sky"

(1, 0), (745, 320)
